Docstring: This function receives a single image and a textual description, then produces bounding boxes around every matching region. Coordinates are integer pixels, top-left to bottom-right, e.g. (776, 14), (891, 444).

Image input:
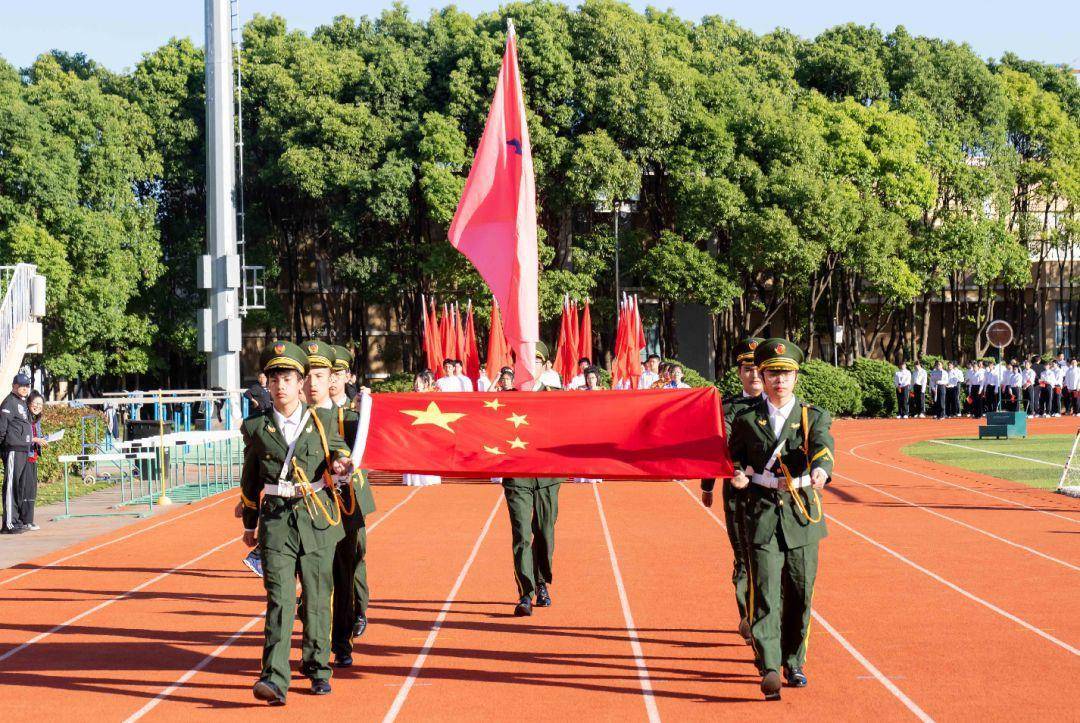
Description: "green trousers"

(331, 517), (368, 656)
(259, 505), (336, 693)
(747, 529), (818, 673)
(721, 482), (749, 621)
(502, 481), (560, 598)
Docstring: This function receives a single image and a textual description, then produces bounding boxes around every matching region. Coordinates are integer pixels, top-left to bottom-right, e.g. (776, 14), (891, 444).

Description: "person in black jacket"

(0, 374), (34, 533)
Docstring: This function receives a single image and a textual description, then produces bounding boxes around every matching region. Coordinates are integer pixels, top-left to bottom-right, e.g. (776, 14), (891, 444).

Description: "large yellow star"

(506, 412), (529, 428)
(484, 399), (505, 411)
(484, 445), (506, 456)
(508, 437), (528, 450)
(401, 402), (465, 433)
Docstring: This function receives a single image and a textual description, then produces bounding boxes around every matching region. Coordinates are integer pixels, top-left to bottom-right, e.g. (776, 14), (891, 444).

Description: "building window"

(1055, 301), (1080, 354)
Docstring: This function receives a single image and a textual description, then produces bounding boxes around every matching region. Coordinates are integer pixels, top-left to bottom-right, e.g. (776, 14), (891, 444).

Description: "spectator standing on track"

(945, 362), (962, 418)
(1065, 360), (1080, 415)
(1022, 360), (1037, 414)
(1003, 362), (1022, 412)
(0, 373), (33, 534)
(477, 363), (491, 392)
(911, 360), (927, 417)
(894, 362), (912, 418)
(930, 361), (947, 419)
(567, 358), (590, 390)
(965, 362), (983, 418)
(403, 372), (441, 488)
(20, 391), (45, 531)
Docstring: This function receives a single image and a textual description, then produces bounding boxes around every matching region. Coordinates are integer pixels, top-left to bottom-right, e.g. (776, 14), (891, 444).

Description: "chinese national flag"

(447, 28), (538, 388)
(356, 387), (732, 479)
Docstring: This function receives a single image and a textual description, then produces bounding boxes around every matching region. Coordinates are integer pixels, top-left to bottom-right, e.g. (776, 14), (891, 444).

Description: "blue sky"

(3, 1), (1077, 72)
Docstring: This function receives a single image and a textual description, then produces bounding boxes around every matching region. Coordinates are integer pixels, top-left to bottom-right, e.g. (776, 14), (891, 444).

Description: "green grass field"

(902, 434), (1076, 490)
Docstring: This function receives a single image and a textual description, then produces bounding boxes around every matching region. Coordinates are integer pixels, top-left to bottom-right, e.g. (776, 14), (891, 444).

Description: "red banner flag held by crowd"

(464, 302), (480, 382)
(578, 301), (592, 364)
(485, 298), (513, 383)
(447, 23), (539, 389)
(356, 387), (733, 479)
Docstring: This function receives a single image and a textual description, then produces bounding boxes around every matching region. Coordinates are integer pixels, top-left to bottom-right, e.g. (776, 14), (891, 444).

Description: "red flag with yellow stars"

(355, 387), (733, 479)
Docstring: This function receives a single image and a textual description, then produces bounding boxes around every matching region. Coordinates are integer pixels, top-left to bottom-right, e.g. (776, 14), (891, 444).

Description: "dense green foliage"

(796, 359), (864, 416)
(1, 2), (1078, 388)
(846, 357), (899, 417)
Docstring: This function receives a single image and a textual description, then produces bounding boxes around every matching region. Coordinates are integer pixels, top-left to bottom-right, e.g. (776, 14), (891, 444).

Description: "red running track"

(0, 417), (1077, 721)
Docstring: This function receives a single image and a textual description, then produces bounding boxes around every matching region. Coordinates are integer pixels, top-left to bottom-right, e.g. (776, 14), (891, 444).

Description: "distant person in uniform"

(0, 374), (33, 534)
(894, 362), (912, 418)
(639, 354), (661, 389)
(911, 361), (927, 417)
(568, 358), (590, 389)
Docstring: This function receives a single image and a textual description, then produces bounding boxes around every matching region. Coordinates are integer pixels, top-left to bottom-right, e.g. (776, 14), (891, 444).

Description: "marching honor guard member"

(327, 345), (378, 665)
(701, 337), (764, 645)
(728, 339), (834, 701)
(502, 342), (562, 616)
(240, 341), (353, 705)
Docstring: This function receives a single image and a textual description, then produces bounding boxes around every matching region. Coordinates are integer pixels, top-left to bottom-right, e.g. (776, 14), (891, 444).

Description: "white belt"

(750, 472), (811, 490)
(263, 480), (325, 498)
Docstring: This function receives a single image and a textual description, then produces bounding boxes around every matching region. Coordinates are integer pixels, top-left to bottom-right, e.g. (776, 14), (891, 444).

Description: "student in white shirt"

(573, 367), (603, 484)
(638, 355), (661, 390)
(1021, 360), (1037, 414)
(476, 363), (491, 392)
(404, 372), (441, 486)
(568, 358), (590, 390)
(1064, 360), (1080, 415)
(1037, 362), (1055, 416)
(534, 357), (563, 390)
(930, 361), (947, 419)
(894, 362), (912, 418)
(911, 361), (928, 417)
(434, 359), (460, 392)
(664, 364), (691, 389)
(944, 362), (962, 418)
(453, 360), (474, 392)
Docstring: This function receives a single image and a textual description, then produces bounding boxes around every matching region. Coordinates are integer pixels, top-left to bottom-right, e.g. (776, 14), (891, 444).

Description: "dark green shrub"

(796, 360), (863, 417)
(846, 358), (899, 417)
(371, 372), (416, 393)
(715, 367), (741, 396)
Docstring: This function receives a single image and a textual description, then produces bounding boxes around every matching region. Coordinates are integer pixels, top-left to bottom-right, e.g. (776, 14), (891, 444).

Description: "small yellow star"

(484, 399), (504, 411)
(401, 402), (466, 433)
(484, 445), (506, 456)
(508, 437), (527, 450)
(506, 412), (529, 428)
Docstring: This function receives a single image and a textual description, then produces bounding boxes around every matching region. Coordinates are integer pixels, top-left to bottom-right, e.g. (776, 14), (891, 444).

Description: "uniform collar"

(332, 394), (349, 408)
(272, 402), (304, 429)
(766, 396), (796, 421)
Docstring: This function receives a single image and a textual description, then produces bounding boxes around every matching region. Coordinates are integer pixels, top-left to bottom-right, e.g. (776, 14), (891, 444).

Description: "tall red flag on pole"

(447, 21), (538, 388)
(485, 297), (513, 383)
(428, 298), (445, 373)
(553, 296), (575, 384)
(464, 301), (480, 383)
(440, 303), (455, 364)
(454, 303), (468, 366)
(578, 300), (592, 365)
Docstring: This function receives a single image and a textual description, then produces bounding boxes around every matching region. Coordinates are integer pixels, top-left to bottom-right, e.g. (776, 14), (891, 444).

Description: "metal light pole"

(613, 197), (620, 310)
(202, 0), (241, 420)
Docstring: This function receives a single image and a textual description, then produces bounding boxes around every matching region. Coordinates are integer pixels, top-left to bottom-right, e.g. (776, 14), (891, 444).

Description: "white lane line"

(382, 490), (504, 723)
(827, 513), (1079, 657)
(848, 439), (1080, 525)
(0, 537), (238, 664)
(0, 493), (233, 587)
(593, 483), (660, 723)
(927, 439), (1064, 467)
(810, 612), (933, 722)
(676, 481), (934, 722)
(125, 486), (423, 722)
(832, 472), (1080, 573)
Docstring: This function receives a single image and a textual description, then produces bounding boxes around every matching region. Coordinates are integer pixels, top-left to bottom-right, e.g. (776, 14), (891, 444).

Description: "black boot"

(514, 595), (533, 617)
(253, 679), (286, 706)
(761, 670), (782, 701)
(535, 582), (551, 607)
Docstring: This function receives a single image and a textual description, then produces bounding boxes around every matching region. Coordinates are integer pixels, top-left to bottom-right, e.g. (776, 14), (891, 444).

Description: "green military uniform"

(502, 475), (562, 602)
(726, 338), (834, 697)
(702, 338), (764, 631)
(327, 345), (378, 659)
(502, 342), (562, 616)
(241, 341), (352, 702)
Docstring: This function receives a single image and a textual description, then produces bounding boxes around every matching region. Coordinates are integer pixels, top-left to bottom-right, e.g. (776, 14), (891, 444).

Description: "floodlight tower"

(199, 0), (242, 417)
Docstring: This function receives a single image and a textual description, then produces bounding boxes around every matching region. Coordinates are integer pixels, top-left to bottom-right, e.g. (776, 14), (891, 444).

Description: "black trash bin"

(125, 420), (173, 481)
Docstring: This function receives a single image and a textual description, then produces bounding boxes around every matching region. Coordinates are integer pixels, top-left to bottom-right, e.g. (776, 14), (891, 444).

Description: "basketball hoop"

(985, 320), (1013, 349)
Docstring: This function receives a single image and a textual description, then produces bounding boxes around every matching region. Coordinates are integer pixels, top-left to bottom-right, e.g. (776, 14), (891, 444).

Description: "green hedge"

(34, 405), (110, 505)
(796, 359), (863, 417)
(663, 358), (712, 388)
(845, 358), (899, 417)
(371, 372), (416, 392)
(715, 367), (742, 396)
